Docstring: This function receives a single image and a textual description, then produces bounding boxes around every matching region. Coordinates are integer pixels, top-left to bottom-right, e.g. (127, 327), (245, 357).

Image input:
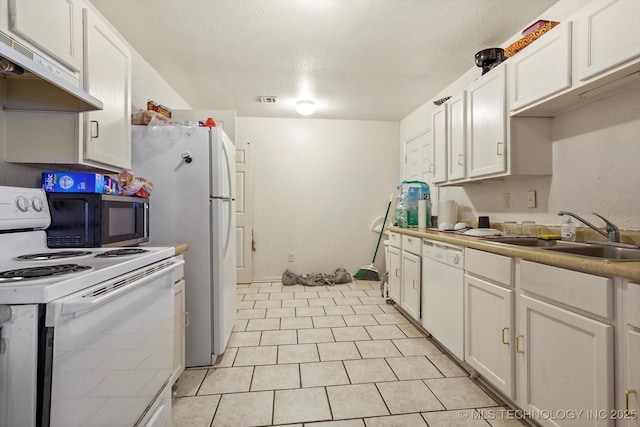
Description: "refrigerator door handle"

(220, 136), (234, 256)
(223, 198), (232, 256)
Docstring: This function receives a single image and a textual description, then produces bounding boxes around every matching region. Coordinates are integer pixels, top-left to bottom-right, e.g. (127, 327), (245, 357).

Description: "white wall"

(237, 117), (400, 281)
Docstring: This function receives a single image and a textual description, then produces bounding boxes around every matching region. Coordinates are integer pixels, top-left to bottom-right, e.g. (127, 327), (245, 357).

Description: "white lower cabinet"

(518, 261), (615, 427)
(622, 281), (640, 426)
(401, 250), (421, 321)
(172, 255), (186, 386)
(388, 246), (402, 303)
(464, 274), (515, 399)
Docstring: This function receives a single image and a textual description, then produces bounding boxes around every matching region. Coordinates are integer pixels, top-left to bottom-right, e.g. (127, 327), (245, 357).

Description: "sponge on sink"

(537, 234), (561, 240)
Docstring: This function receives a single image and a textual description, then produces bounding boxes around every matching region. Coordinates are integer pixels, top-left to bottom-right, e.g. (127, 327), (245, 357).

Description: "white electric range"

(0, 186), (182, 427)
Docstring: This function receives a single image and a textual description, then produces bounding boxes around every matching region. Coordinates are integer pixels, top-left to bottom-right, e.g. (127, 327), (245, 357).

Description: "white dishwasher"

(421, 239), (465, 360)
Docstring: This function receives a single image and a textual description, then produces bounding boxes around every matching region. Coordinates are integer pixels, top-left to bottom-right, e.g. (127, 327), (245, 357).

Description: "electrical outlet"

(288, 253), (295, 262)
(502, 193), (510, 208)
(527, 190), (537, 208)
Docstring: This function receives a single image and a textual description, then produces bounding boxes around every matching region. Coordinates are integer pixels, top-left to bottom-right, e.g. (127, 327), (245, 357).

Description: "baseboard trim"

(251, 276), (281, 283)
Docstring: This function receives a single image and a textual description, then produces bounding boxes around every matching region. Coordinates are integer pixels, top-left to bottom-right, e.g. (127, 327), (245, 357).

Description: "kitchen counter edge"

(388, 226), (640, 282)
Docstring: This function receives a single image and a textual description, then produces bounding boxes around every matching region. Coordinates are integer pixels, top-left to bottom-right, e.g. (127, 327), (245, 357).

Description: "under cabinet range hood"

(0, 34), (103, 112)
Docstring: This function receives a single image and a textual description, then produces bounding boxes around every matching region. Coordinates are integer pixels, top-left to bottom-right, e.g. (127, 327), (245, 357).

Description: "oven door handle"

(60, 259), (184, 316)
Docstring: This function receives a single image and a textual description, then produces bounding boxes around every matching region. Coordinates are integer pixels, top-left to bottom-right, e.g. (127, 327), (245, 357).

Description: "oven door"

(43, 258), (183, 427)
(100, 195), (149, 247)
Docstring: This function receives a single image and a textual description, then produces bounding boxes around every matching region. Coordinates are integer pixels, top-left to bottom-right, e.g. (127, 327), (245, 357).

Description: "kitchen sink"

(541, 244), (640, 262)
(490, 237), (571, 247)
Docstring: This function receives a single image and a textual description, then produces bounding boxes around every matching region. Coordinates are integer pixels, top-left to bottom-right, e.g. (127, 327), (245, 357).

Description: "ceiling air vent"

(259, 96), (278, 103)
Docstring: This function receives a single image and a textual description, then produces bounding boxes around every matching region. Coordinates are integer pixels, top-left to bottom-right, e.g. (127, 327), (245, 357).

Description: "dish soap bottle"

(561, 218), (576, 241)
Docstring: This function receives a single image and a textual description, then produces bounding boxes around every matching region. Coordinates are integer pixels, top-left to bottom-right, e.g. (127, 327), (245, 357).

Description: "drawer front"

(402, 235), (421, 255)
(628, 282), (640, 328)
(520, 260), (613, 319)
(388, 232), (402, 248)
(464, 248), (513, 286)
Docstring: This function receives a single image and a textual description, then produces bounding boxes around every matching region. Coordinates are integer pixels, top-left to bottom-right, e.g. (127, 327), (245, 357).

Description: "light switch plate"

(527, 190), (537, 208)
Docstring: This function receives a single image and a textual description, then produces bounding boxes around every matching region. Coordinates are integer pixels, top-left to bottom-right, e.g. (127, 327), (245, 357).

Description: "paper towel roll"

(439, 200), (457, 227)
(418, 200), (427, 229)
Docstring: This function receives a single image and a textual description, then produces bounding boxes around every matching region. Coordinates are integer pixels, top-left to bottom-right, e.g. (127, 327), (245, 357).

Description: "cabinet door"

(466, 67), (507, 178)
(8, 0), (83, 72)
(464, 274), (514, 399)
(518, 295), (614, 427)
(447, 92), (466, 181)
(577, 0), (640, 81)
(172, 279), (186, 384)
(431, 106), (447, 184)
(401, 251), (421, 320)
(625, 328), (640, 426)
(83, 8), (131, 169)
(510, 22), (572, 111)
(388, 246), (402, 303)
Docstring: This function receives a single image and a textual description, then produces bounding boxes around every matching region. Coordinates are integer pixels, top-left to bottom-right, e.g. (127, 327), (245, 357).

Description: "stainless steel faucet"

(558, 211), (620, 242)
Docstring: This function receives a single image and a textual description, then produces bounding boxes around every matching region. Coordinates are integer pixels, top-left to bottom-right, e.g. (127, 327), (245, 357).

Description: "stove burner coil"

(0, 264), (92, 282)
(16, 251), (94, 261)
(95, 248), (149, 258)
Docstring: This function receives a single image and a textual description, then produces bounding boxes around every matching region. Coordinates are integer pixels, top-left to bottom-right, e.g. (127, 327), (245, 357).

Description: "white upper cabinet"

(466, 66), (507, 178)
(577, 0), (640, 82)
(431, 106), (447, 184)
(446, 92), (466, 182)
(509, 22), (573, 112)
(5, 0), (83, 73)
(404, 128), (433, 184)
(83, 7), (131, 169)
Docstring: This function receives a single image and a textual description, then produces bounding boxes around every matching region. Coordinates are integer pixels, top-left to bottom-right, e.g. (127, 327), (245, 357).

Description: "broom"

(354, 195), (393, 280)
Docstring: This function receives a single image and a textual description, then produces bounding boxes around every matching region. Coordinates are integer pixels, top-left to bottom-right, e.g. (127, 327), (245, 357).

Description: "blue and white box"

(42, 172), (105, 193)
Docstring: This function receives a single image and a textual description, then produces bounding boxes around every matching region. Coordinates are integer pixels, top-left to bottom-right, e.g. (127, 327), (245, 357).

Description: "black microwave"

(46, 193), (149, 248)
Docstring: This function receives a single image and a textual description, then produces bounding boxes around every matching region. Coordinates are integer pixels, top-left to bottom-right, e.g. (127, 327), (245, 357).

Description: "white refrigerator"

(132, 125), (236, 367)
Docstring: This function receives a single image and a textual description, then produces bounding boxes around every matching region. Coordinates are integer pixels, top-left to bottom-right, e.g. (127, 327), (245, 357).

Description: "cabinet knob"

(412, 279), (417, 290)
(395, 268), (400, 278)
(90, 120), (100, 139)
(515, 334), (524, 353)
(501, 327), (509, 345)
(457, 154), (464, 165)
(183, 311), (190, 327)
(496, 141), (503, 156)
(625, 389), (637, 418)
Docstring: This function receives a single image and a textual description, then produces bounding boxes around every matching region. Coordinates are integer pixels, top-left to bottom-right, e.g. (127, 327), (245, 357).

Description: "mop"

(354, 195), (393, 281)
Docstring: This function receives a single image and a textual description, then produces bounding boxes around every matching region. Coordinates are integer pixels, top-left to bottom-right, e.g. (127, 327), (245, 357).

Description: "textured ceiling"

(90, 0), (558, 120)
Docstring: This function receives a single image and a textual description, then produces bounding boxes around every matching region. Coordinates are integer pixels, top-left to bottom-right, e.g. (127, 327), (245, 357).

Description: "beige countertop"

(143, 243), (189, 256)
(388, 226), (640, 282)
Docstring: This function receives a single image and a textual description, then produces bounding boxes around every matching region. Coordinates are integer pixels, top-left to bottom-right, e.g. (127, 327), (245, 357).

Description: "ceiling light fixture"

(296, 100), (316, 116)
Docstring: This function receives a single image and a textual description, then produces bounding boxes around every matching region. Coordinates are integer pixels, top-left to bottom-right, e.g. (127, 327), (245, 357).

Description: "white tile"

(318, 291), (344, 298)
(335, 297), (363, 306)
(213, 347), (237, 368)
(298, 328), (335, 344)
(313, 315), (346, 328)
(397, 323), (425, 338)
(422, 410), (491, 426)
(352, 305), (384, 315)
(300, 361), (350, 387)
(392, 338), (442, 356)
(318, 342), (361, 361)
(385, 356), (443, 380)
(332, 326), (371, 342)
(236, 300), (255, 309)
(324, 305), (356, 316)
(269, 293), (291, 300)
(212, 391), (273, 427)
(245, 318), (281, 331)
(359, 296), (387, 305)
(424, 377), (497, 410)
(242, 293), (270, 301)
(249, 282), (273, 288)
(236, 308), (267, 319)
(274, 387), (332, 425)
(237, 287), (259, 294)
(355, 340), (402, 358)
(343, 314), (379, 326)
(198, 366), (253, 394)
(251, 363), (300, 391)
(233, 319), (248, 332)
(376, 379), (445, 414)
(344, 358), (397, 384)
(281, 317), (314, 330)
(373, 313), (410, 325)
(365, 325), (406, 340)
(260, 329), (298, 346)
(296, 306), (326, 317)
(342, 290), (368, 298)
(309, 420), (364, 427)
(282, 298), (309, 308)
(295, 291), (319, 299)
(234, 346), (278, 366)
(172, 395), (220, 427)
(258, 286), (283, 293)
(228, 331), (261, 347)
(266, 307), (296, 318)
(172, 369), (207, 397)
(378, 304), (398, 313)
(278, 343), (320, 364)
(428, 354), (468, 377)
(327, 383), (389, 419)
(253, 299), (283, 309)
(364, 413), (428, 427)
(365, 289), (384, 297)
(349, 283), (376, 290)
(308, 297), (337, 307)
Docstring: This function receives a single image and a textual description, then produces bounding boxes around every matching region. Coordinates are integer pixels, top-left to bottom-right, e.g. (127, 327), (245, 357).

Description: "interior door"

(235, 139), (254, 284)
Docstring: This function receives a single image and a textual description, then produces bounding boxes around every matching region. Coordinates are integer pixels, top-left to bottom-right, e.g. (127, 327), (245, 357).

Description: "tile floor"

(172, 280), (527, 427)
